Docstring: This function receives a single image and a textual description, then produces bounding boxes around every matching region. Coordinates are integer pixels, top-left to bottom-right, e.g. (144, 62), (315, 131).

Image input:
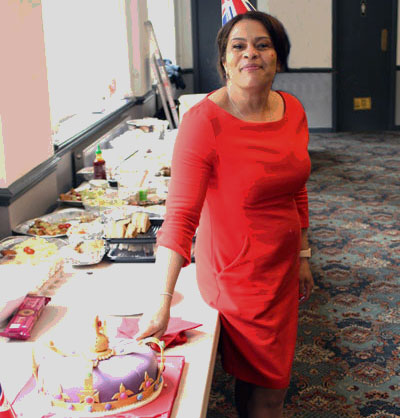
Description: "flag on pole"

(221, 0), (256, 25)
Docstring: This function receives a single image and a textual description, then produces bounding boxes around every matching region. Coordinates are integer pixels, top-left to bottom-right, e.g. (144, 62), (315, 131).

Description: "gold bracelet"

(160, 291), (174, 298)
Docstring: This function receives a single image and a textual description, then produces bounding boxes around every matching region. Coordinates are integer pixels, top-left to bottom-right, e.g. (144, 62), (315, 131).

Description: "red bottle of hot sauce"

(93, 145), (107, 180)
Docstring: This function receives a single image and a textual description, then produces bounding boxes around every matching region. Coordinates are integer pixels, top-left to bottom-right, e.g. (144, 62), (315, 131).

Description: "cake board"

(12, 356), (185, 418)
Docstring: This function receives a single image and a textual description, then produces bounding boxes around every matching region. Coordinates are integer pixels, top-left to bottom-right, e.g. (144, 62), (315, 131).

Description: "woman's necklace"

(227, 87), (274, 122)
(226, 87), (248, 120)
(227, 91), (247, 120)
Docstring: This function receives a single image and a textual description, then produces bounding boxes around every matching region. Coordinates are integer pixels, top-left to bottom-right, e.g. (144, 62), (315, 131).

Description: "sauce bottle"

(93, 145), (107, 180)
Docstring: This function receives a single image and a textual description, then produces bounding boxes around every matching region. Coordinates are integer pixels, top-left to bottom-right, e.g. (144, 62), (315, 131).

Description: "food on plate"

(27, 219), (72, 236)
(105, 212), (151, 239)
(0, 249), (17, 257)
(155, 166), (171, 177)
(78, 214), (99, 224)
(59, 188), (83, 202)
(60, 188), (105, 202)
(67, 221), (103, 238)
(127, 192), (166, 207)
(74, 240), (104, 254)
(0, 237), (59, 265)
(32, 316), (165, 414)
(0, 237), (64, 291)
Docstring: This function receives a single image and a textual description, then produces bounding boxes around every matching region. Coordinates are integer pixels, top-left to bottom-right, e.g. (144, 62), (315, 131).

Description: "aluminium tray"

(12, 208), (95, 238)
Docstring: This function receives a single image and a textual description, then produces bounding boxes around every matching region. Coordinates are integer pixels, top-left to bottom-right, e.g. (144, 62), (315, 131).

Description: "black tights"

(235, 378), (253, 418)
(234, 378), (286, 418)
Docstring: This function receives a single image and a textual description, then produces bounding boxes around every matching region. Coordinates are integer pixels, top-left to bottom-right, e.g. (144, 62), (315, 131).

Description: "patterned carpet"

(206, 131), (400, 418)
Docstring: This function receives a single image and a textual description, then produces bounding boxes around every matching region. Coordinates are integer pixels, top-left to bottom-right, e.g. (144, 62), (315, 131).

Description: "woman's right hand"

(135, 296), (171, 341)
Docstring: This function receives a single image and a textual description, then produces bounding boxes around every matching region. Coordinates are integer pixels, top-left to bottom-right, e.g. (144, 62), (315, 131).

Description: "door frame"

(332, 0), (398, 131)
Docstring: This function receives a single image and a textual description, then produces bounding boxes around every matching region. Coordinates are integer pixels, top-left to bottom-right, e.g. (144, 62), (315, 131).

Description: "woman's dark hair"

(216, 11), (291, 81)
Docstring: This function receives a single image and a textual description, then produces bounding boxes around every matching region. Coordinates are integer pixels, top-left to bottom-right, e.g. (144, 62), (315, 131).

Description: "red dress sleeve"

(156, 105), (216, 266)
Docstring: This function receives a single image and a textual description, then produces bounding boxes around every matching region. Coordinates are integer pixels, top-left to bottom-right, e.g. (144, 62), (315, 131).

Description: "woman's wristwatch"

(299, 248), (312, 258)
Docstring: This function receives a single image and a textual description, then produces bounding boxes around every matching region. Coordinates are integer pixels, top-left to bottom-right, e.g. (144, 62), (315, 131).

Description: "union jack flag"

(221, 0), (256, 25)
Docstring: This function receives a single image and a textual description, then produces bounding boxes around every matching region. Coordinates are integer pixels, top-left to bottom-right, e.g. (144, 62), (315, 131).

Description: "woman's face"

(223, 19), (279, 90)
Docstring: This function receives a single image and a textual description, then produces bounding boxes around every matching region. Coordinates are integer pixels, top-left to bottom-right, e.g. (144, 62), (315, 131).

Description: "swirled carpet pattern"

(206, 132), (400, 418)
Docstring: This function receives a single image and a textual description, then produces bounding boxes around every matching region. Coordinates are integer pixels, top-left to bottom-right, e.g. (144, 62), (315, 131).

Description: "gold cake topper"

(91, 315), (114, 361)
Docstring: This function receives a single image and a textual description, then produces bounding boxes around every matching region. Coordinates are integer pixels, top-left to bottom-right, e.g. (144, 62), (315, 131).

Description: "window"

(146, 0), (176, 64)
(41, 0), (132, 145)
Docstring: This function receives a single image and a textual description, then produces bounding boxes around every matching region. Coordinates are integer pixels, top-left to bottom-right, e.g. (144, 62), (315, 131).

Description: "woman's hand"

(136, 296), (171, 341)
(299, 258), (314, 302)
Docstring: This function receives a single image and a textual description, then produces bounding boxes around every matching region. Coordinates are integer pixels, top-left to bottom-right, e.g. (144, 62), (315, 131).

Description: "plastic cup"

(139, 190), (148, 201)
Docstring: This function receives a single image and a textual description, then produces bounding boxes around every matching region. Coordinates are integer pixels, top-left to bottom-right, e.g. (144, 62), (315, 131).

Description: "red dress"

(157, 91), (311, 389)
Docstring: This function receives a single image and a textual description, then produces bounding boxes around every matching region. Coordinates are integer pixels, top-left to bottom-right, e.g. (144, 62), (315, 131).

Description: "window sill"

(53, 97), (137, 155)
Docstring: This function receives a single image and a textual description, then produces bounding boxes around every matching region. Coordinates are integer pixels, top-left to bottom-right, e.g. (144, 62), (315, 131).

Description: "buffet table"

(0, 261), (220, 418)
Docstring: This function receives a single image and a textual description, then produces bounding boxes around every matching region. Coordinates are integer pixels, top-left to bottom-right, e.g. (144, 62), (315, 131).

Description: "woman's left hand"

(299, 258), (314, 302)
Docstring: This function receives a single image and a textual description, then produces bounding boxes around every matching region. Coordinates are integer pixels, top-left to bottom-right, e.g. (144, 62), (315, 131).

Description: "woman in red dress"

(137, 11), (314, 418)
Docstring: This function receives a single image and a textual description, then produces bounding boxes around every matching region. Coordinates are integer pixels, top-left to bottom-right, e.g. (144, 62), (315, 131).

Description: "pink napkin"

(116, 317), (202, 351)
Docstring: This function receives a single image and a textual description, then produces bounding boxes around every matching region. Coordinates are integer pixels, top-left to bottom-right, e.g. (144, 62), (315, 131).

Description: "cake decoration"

(32, 316), (166, 415)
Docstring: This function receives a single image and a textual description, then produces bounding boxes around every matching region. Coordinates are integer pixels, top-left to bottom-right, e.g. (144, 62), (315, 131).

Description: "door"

(336, 0), (395, 131)
(191, 0), (257, 94)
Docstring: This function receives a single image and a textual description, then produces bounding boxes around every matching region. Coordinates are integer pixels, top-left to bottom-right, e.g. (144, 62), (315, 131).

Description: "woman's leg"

(235, 378), (287, 418)
(234, 378), (252, 418)
(248, 386), (287, 418)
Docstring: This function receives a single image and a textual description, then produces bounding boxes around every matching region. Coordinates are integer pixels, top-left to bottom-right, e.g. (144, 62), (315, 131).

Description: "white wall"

(174, 0), (193, 69)
(258, 0), (332, 68)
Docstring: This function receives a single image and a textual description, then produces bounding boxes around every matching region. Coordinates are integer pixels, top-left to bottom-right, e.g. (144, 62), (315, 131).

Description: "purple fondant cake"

(32, 316), (165, 415)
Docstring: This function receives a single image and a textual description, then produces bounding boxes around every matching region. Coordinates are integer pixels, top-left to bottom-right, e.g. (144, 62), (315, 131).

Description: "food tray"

(105, 222), (196, 263)
(106, 242), (158, 262)
(106, 243), (195, 263)
(105, 218), (163, 244)
(12, 208), (97, 238)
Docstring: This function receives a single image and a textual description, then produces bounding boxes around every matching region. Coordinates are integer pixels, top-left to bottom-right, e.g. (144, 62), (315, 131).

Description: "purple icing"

(41, 350), (158, 405)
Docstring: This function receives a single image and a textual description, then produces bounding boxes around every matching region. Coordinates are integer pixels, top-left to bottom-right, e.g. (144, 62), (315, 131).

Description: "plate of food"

(0, 236), (67, 314)
(0, 236), (67, 264)
(13, 208), (99, 238)
(58, 185), (111, 207)
(64, 238), (106, 266)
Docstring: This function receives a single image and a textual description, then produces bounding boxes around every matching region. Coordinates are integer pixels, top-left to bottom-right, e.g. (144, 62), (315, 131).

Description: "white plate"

(63, 242), (106, 266)
(13, 208), (97, 238)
